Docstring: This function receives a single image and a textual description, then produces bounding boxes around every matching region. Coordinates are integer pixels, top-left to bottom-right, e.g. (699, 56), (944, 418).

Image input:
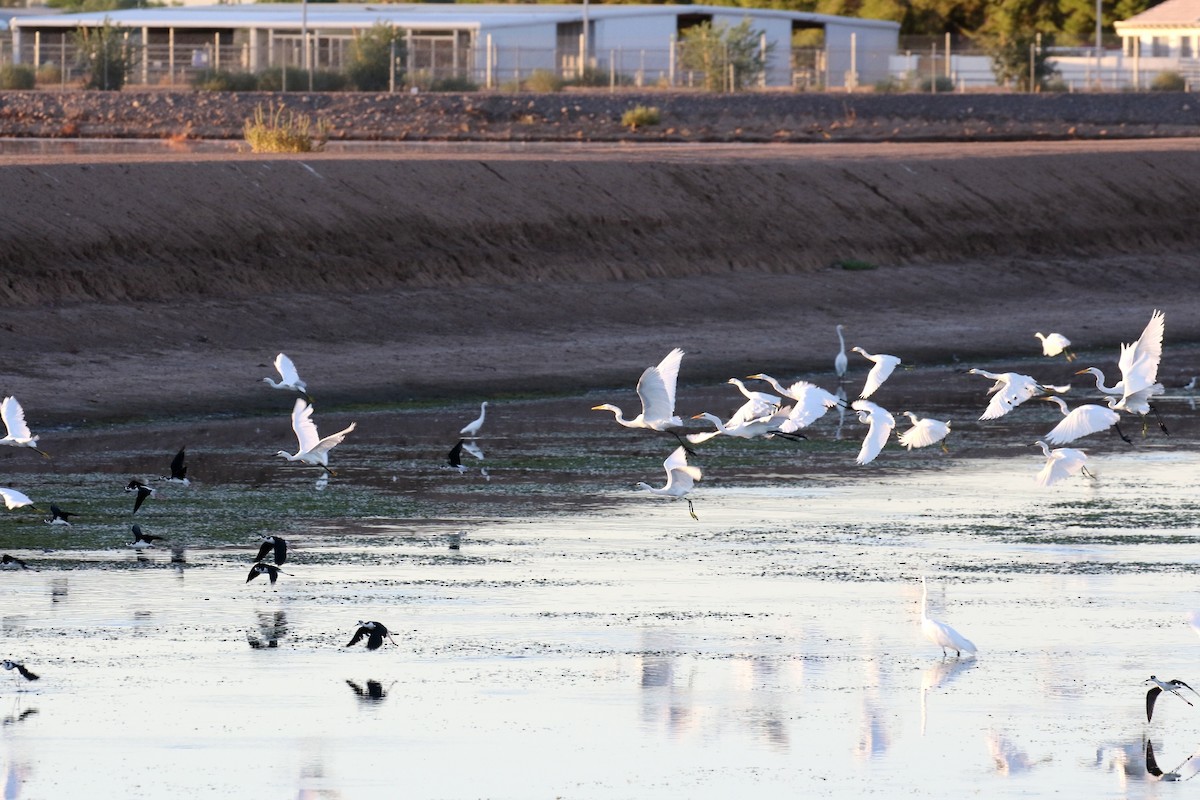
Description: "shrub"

(346, 22), (404, 91)
(917, 75), (955, 93)
(0, 65), (36, 90)
(243, 103), (330, 153)
(678, 18), (771, 91)
(1151, 71), (1186, 92)
(256, 66), (308, 92)
(191, 69), (258, 91)
(621, 104), (660, 130)
(309, 70), (348, 92)
(873, 76), (905, 93)
(428, 75), (478, 92)
(524, 69), (564, 93)
(36, 63), (63, 86)
(73, 18), (135, 90)
(567, 65), (609, 87)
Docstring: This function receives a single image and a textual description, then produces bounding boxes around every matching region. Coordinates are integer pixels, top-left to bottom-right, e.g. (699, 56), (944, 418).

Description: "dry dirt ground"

(1, 137), (1199, 427)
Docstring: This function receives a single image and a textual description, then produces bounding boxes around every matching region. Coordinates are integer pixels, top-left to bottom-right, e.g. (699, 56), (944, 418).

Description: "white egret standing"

(0, 397), (48, 459)
(897, 412), (951, 452)
(460, 402), (488, 437)
(1034, 332), (1075, 361)
(636, 446), (702, 520)
(851, 400), (895, 465)
(275, 398), (356, 476)
(1033, 439), (1092, 487)
(263, 353), (311, 401)
(746, 374), (841, 433)
(834, 325), (848, 379)
(1040, 396), (1129, 445)
(1076, 309), (1167, 432)
(920, 576), (976, 659)
(593, 348), (690, 449)
(851, 348), (901, 399)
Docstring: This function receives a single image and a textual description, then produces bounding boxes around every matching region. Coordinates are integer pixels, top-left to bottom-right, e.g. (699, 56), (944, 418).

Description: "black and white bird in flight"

(130, 524), (163, 549)
(447, 439), (468, 474)
(164, 448), (189, 485)
(125, 480), (155, 514)
(346, 621), (398, 651)
(255, 535), (287, 565)
(1, 554), (31, 570)
(246, 562), (291, 585)
(45, 504), (77, 526)
(1146, 675), (1200, 721)
(1, 660), (38, 682)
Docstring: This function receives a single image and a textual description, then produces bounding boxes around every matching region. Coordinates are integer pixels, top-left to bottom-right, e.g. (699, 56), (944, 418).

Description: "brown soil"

(2, 138), (1198, 425)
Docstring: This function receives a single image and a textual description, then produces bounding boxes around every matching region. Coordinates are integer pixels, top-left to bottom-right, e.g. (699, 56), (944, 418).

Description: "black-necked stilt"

(346, 621), (398, 651)
(165, 448), (189, 485)
(346, 679), (394, 702)
(460, 401), (488, 437)
(246, 562), (292, 585)
(1, 554), (31, 571)
(1146, 676), (1199, 721)
(0, 397), (49, 459)
(275, 399), (354, 476)
(255, 535), (287, 565)
(45, 504), (76, 525)
(125, 480), (155, 514)
(1, 660), (38, 682)
(0, 488), (36, 512)
(447, 439), (467, 474)
(130, 524), (163, 549)
(263, 353), (312, 402)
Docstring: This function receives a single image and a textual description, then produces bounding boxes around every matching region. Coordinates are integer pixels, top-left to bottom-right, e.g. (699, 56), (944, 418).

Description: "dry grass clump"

(243, 103), (330, 153)
(621, 105), (661, 130)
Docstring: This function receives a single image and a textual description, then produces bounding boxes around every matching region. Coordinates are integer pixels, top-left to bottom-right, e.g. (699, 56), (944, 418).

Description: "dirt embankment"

(2, 139), (1200, 424)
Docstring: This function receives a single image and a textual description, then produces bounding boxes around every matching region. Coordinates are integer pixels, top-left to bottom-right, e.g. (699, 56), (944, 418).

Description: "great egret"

(165, 448), (189, 485)
(1076, 310), (1166, 427)
(593, 348), (685, 431)
(1033, 439), (1092, 487)
(897, 412), (951, 451)
(45, 505), (75, 525)
(1146, 676), (1199, 722)
(1040, 396), (1129, 445)
(687, 407), (799, 444)
(1, 661), (38, 682)
(636, 446), (702, 520)
(0, 554), (30, 571)
(851, 400), (895, 465)
(0, 397), (48, 459)
(0, 488), (35, 511)
(968, 368), (1067, 420)
(920, 577), (976, 658)
(246, 562), (292, 585)
(725, 378), (781, 416)
(276, 398), (356, 476)
(256, 535), (287, 565)
(460, 402), (488, 437)
(851, 347), (901, 399)
(746, 374), (841, 432)
(125, 479), (155, 514)
(1035, 332), (1075, 361)
(346, 620), (399, 650)
(263, 353), (311, 401)
(835, 324), (848, 379)
(130, 524), (163, 549)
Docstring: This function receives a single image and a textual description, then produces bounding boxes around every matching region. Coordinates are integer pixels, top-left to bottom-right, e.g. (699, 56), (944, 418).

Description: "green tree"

(678, 18), (773, 91)
(346, 22), (406, 92)
(977, 0), (1062, 90)
(73, 19), (136, 90)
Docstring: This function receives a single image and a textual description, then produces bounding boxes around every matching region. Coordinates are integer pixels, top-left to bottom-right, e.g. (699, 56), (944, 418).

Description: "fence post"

(668, 33), (675, 87)
(485, 33), (492, 88)
(609, 49), (614, 92)
(389, 36), (396, 92)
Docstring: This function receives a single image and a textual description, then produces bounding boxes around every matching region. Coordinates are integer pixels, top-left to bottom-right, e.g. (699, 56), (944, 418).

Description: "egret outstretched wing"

(852, 400), (895, 465)
(635, 348), (684, 428)
(662, 446), (702, 495)
(1, 397), (33, 440)
(275, 353), (305, 388)
(1042, 399), (1121, 445)
(290, 399), (321, 453)
(1117, 309), (1164, 399)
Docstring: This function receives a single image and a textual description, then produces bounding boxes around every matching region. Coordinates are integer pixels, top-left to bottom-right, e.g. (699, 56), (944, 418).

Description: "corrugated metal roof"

(11, 3), (900, 32)
(1118, 0), (1200, 26)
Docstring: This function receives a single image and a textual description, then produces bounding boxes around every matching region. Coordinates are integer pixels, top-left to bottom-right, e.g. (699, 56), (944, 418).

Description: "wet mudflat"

(1, 368), (1198, 799)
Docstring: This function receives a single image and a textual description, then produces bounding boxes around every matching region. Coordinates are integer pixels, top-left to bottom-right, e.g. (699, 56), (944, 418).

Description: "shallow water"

(4, 432), (1200, 798)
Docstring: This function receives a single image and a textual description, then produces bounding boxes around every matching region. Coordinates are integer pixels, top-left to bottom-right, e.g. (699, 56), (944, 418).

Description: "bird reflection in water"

(834, 386), (848, 441)
(853, 700), (890, 761)
(2, 695), (36, 728)
(48, 578), (68, 605)
(346, 679), (394, 704)
(1145, 738), (1200, 782)
(919, 656), (977, 735)
(247, 609), (288, 649)
(2, 757), (32, 800)
(987, 731), (1046, 774)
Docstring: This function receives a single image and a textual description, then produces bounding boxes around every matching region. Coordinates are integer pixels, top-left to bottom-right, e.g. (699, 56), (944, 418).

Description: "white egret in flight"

(967, 369), (1067, 421)
(1034, 332), (1075, 361)
(0, 488), (35, 511)
(897, 412), (951, 452)
(276, 398), (356, 476)
(850, 347), (901, 399)
(636, 446), (702, 520)
(263, 353), (311, 401)
(746, 374), (841, 433)
(1040, 396), (1129, 445)
(0, 397), (48, 458)
(1033, 439), (1092, 487)
(920, 576), (976, 659)
(593, 348), (691, 450)
(687, 406), (801, 444)
(851, 400), (895, 465)
(1076, 309), (1167, 432)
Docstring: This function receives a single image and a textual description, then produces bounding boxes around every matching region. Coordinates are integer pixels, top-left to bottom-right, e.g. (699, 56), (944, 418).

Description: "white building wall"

(825, 21), (893, 87)
(594, 15), (675, 84)
(479, 21), (558, 78)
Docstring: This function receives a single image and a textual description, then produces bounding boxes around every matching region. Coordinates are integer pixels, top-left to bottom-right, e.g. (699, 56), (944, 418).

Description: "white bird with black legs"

(852, 400), (895, 465)
(1033, 439), (1093, 487)
(834, 324), (848, 379)
(851, 347), (901, 399)
(460, 402), (488, 437)
(746, 374), (842, 433)
(346, 620), (399, 651)
(0, 488), (36, 511)
(636, 446), (702, 520)
(968, 368), (1068, 421)
(0, 397), (48, 459)
(920, 577), (976, 659)
(592, 348), (690, 450)
(45, 504), (77, 526)
(276, 398), (356, 476)
(687, 406), (801, 444)
(1077, 309), (1167, 432)
(1146, 676), (1200, 722)
(263, 353), (311, 401)
(1, 660), (38, 683)
(1040, 396), (1130, 445)
(1035, 331), (1075, 361)
(255, 535), (287, 565)
(130, 524), (163, 549)
(125, 479), (155, 515)
(726, 378), (781, 416)
(897, 412), (951, 452)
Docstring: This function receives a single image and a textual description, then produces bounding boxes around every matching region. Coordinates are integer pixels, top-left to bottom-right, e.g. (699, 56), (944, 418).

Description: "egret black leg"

(665, 429), (696, 456)
(1151, 404), (1170, 435)
(1113, 422), (1133, 444)
(686, 498), (698, 521)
